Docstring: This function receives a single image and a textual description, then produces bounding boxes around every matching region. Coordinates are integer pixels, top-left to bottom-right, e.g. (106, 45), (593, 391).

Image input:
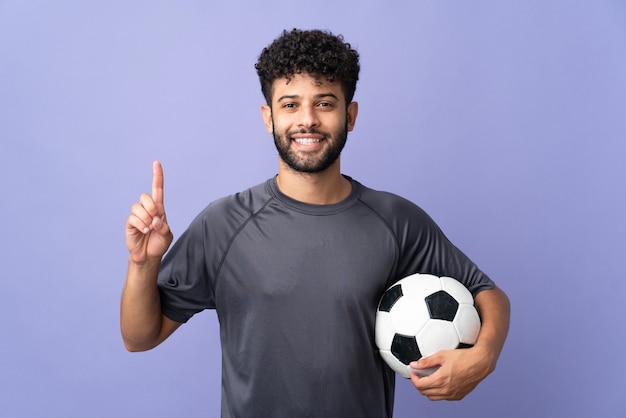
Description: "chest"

(214, 207), (398, 316)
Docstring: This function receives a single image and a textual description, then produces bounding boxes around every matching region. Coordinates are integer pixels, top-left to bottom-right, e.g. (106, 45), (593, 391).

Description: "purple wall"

(1, 1), (625, 416)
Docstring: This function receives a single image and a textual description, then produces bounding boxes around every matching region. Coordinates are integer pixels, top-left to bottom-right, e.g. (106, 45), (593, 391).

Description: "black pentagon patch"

(425, 290), (459, 321)
(378, 284), (403, 312)
(457, 343), (474, 349)
(391, 334), (422, 365)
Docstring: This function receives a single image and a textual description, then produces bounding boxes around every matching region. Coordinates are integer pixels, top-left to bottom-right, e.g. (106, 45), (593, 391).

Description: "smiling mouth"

(293, 137), (323, 145)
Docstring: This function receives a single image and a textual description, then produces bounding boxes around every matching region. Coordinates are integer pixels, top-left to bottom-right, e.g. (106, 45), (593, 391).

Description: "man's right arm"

(121, 258), (181, 351)
(121, 161), (179, 351)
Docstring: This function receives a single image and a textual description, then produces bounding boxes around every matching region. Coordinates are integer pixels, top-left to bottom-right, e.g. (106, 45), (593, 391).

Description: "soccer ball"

(375, 273), (481, 378)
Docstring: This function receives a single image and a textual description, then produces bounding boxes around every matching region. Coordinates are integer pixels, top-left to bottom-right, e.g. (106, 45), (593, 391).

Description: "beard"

(272, 120), (348, 174)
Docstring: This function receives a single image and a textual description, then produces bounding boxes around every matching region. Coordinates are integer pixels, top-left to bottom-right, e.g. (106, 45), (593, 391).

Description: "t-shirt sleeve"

(157, 211), (216, 323)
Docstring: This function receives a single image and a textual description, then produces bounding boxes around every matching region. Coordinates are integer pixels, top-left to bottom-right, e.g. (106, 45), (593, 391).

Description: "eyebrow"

(277, 92), (340, 102)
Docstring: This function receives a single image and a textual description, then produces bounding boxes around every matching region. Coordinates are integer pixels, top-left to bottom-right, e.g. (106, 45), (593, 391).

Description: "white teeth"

(294, 138), (321, 145)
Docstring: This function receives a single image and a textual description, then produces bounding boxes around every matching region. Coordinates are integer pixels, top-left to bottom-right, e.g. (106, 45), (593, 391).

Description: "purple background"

(1, 1), (625, 417)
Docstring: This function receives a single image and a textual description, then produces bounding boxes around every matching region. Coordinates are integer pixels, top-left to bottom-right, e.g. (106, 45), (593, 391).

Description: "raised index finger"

(152, 160), (164, 206)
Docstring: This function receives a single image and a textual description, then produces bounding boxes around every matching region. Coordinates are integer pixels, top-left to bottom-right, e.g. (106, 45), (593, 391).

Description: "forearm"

(473, 285), (511, 372)
(120, 258), (166, 351)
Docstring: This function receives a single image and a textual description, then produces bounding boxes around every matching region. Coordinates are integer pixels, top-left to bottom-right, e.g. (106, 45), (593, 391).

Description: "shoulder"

(352, 180), (444, 245)
(201, 180), (273, 216)
(187, 180), (275, 232)
(355, 180), (431, 221)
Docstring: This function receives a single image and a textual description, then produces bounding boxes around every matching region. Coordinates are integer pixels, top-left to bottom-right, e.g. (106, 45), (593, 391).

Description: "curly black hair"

(255, 29), (360, 106)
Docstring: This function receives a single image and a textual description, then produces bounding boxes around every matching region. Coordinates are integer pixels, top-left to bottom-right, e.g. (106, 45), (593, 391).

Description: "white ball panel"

(440, 276), (474, 305)
(415, 320), (460, 357)
(387, 295), (430, 336)
(375, 311), (396, 350)
(379, 349), (411, 379)
(454, 304), (481, 344)
(398, 273), (442, 300)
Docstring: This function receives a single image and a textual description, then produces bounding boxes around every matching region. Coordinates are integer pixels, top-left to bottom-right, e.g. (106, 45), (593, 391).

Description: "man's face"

(261, 74), (358, 174)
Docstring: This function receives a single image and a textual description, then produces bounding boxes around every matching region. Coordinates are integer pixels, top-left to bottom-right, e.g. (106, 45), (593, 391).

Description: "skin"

(261, 74), (358, 204)
(121, 160), (180, 352)
(121, 72), (510, 401)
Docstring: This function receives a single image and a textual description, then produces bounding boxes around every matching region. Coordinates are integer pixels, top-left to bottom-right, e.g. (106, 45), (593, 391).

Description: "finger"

(127, 211), (152, 234)
(139, 193), (158, 217)
(410, 366), (437, 387)
(129, 202), (154, 233)
(152, 161), (164, 208)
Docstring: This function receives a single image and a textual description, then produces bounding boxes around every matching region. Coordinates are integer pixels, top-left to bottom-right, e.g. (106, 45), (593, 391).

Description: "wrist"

(128, 256), (162, 274)
(470, 342), (498, 374)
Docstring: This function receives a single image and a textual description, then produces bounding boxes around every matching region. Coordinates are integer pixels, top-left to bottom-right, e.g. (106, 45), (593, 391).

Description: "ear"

(261, 104), (273, 134)
(347, 101), (359, 132)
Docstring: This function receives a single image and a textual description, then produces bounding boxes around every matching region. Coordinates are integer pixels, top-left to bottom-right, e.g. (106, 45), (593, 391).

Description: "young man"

(121, 29), (510, 417)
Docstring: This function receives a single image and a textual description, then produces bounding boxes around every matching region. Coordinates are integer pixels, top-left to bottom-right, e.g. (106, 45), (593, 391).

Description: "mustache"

(287, 128), (329, 136)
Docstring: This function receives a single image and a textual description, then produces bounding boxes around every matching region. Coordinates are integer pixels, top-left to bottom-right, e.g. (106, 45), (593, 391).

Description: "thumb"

(152, 216), (164, 231)
(151, 216), (172, 238)
(411, 353), (441, 370)
(410, 357), (441, 378)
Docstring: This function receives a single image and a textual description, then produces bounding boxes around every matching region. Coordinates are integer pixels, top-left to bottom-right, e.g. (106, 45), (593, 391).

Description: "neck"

(276, 160), (352, 204)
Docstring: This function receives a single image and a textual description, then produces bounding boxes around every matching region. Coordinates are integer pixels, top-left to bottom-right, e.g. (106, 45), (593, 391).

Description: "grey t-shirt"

(157, 176), (494, 418)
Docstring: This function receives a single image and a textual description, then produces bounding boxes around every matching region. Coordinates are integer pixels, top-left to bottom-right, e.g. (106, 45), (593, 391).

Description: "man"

(121, 29), (510, 417)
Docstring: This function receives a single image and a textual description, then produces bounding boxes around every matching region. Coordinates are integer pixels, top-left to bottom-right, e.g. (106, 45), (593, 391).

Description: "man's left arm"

(409, 285), (511, 400)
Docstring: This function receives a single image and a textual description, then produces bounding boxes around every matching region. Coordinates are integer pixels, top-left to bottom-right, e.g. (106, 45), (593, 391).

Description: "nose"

(298, 105), (320, 129)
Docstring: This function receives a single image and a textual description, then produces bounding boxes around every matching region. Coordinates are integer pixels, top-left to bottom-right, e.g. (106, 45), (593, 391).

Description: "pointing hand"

(125, 161), (173, 264)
